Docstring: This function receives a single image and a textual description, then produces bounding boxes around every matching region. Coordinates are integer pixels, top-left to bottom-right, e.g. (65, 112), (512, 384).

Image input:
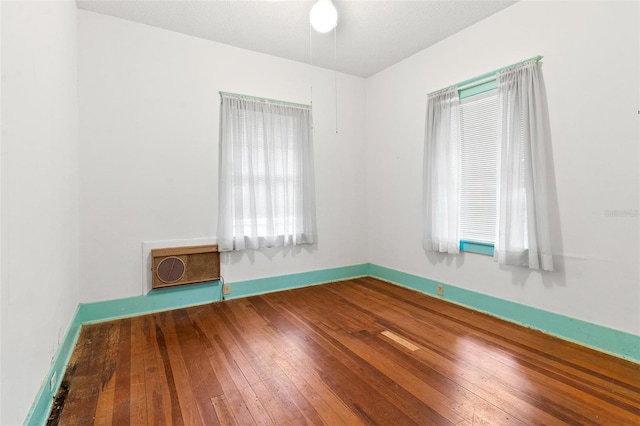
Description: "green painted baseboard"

(23, 308), (83, 426)
(225, 263), (370, 299)
(76, 280), (222, 324)
(25, 262), (639, 425)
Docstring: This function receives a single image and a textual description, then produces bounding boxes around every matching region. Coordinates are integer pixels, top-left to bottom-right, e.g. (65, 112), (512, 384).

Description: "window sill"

(460, 241), (494, 256)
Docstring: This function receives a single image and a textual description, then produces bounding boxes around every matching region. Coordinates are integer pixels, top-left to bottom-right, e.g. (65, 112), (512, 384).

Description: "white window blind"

(459, 90), (498, 244)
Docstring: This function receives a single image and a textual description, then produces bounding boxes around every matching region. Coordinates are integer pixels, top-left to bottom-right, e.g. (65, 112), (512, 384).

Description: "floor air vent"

(151, 244), (220, 289)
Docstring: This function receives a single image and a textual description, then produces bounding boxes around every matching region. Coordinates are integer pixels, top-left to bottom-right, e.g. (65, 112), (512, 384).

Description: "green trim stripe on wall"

(24, 262), (639, 425)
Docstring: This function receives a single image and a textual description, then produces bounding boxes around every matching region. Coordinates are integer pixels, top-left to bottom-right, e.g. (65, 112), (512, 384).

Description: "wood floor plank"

(211, 393), (239, 425)
(111, 319), (132, 426)
(155, 311), (204, 426)
(141, 315), (184, 426)
(129, 317), (148, 424)
(57, 322), (118, 426)
(52, 278), (640, 426)
(169, 309), (223, 425)
(91, 321), (122, 426)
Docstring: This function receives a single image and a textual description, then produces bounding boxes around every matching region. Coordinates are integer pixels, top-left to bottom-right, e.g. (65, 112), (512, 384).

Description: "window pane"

(459, 91), (498, 244)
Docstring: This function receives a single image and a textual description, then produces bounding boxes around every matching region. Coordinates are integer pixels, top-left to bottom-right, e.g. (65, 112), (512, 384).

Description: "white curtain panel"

(217, 93), (317, 251)
(423, 88), (461, 254)
(495, 62), (554, 270)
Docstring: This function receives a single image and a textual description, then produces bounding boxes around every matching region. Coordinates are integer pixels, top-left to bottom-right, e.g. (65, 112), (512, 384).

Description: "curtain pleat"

(495, 62), (553, 270)
(423, 88), (461, 254)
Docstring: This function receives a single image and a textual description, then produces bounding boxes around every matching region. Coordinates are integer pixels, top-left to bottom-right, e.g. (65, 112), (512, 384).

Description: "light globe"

(310, 0), (337, 33)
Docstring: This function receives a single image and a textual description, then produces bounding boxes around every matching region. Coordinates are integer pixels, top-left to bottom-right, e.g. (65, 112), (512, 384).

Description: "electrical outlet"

(223, 284), (231, 295)
(437, 285), (444, 296)
(50, 371), (57, 392)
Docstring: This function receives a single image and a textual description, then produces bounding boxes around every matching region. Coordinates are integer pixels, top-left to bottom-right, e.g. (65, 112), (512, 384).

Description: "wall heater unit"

(151, 244), (220, 289)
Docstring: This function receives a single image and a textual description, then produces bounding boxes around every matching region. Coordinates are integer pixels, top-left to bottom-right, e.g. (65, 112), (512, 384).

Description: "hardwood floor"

(49, 277), (640, 425)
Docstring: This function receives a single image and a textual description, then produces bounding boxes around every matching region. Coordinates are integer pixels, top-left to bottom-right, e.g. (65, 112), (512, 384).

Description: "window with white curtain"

(423, 59), (553, 270)
(217, 92), (317, 252)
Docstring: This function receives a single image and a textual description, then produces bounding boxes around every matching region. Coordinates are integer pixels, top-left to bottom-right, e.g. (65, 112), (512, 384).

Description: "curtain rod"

(427, 55), (543, 97)
(219, 91), (311, 109)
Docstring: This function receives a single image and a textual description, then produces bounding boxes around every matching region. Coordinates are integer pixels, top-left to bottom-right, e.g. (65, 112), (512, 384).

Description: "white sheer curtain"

(217, 93), (317, 252)
(495, 61), (553, 270)
(423, 88), (461, 254)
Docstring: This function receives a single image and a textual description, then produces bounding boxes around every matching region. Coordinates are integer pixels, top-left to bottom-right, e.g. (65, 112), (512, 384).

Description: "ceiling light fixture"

(310, 0), (338, 33)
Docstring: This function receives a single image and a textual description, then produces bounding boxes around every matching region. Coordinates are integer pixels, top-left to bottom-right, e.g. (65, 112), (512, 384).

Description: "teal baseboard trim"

(23, 306), (83, 426)
(76, 280), (221, 324)
(368, 264), (640, 363)
(225, 263), (371, 299)
(76, 263), (370, 325)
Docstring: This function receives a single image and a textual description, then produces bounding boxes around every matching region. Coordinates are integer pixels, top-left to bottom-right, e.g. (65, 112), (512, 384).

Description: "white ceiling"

(76, 0), (518, 78)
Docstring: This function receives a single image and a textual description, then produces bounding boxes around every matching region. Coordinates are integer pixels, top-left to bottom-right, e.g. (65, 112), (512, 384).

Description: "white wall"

(366, 0), (640, 335)
(78, 11), (368, 302)
(1, 1), (79, 424)
(0, 1), (3, 422)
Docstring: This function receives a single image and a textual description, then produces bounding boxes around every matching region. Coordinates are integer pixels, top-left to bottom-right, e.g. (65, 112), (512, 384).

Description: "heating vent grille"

(151, 244), (220, 289)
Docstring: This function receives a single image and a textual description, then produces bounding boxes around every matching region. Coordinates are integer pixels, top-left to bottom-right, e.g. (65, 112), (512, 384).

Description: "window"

(424, 58), (553, 270)
(458, 87), (499, 253)
(217, 92), (317, 252)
